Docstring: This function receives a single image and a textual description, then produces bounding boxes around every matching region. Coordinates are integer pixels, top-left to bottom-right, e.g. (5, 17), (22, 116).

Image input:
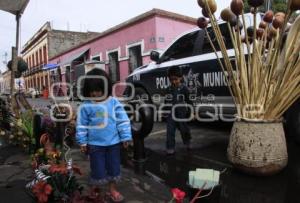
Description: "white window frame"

(90, 52), (103, 61)
(106, 47), (121, 64)
(125, 40), (145, 60)
(60, 65), (69, 74)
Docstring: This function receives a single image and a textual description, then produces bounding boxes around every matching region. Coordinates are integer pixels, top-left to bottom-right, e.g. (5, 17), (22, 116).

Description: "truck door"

(148, 30), (204, 97)
(190, 23), (236, 117)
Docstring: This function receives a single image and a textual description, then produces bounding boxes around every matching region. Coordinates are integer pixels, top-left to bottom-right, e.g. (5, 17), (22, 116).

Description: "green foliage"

(7, 57), (28, 78)
(20, 110), (34, 144)
(244, 0), (287, 13)
(0, 108), (36, 152)
(272, 1), (287, 12)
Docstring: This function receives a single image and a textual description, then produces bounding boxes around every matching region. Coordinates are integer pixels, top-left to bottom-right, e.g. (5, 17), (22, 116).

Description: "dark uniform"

(165, 84), (192, 151)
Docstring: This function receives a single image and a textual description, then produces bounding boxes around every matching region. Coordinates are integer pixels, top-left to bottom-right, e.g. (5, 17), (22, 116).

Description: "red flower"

(171, 188), (186, 203)
(32, 181), (52, 203)
(49, 164), (68, 175)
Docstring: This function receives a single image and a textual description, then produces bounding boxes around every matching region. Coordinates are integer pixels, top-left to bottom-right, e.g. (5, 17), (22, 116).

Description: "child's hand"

(80, 145), (87, 153)
(123, 141), (130, 149)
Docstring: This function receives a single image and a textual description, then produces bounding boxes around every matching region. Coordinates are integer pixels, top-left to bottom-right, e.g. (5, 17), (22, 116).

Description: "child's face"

(169, 75), (182, 87)
(90, 90), (104, 101)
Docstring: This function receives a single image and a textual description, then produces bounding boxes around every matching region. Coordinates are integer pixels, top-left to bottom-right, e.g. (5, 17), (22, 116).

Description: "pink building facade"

(48, 9), (197, 95)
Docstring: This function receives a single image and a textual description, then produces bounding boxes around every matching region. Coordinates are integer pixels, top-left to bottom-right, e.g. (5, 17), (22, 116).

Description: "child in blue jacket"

(76, 68), (132, 202)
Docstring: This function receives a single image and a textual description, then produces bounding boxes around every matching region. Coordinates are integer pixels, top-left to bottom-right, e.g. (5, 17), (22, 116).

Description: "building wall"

(48, 31), (98, 59)
(0, 71), (14, 92)
(154, 16), (197, 50)
(22, 36), (49, 91)
(22, 27), (98, 93)
(49, 16), (196, 87)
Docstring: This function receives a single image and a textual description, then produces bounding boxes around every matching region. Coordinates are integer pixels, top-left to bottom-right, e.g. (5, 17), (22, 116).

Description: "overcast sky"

(0, 0), (230, 72)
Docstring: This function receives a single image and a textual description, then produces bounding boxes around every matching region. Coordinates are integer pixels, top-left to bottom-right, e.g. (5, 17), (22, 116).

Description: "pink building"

(48, 8), (197, 95)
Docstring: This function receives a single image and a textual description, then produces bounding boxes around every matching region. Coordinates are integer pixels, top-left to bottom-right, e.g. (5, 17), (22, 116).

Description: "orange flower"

(47, 150), (61, 159)
(32, 181), (52, 203)
(49, 164), (68, 175)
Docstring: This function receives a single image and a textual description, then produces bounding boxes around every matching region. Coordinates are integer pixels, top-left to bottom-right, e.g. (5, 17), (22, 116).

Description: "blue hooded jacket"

(76, 97), (132, 146)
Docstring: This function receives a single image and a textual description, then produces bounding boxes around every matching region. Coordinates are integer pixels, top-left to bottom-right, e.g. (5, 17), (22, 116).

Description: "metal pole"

(10, 47), (17, 95)
(16, 12), (20, 54)
(10, 12), (21, 116)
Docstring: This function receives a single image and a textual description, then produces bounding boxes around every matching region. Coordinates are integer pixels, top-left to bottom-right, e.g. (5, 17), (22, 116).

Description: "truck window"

(202, 23), (234, 54)
(159, 31), (202, 63)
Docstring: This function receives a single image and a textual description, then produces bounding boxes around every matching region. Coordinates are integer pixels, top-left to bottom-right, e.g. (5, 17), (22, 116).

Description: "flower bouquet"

(196, 0), (300, 175)
(27, 160), (83, 203)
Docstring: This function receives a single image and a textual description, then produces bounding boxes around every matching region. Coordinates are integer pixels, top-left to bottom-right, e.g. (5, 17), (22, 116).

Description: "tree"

(7, 57), (28, 78)
(244, 0), (287, 13)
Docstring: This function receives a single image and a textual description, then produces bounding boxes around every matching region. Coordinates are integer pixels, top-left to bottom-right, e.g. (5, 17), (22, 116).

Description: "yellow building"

(21, 22), (99, 92)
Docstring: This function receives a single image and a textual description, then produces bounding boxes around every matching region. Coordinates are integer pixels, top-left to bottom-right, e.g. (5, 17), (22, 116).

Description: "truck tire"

(126, 100), (154, 139)
(285, 99), (300, 143)
(134, 87), (151, 104)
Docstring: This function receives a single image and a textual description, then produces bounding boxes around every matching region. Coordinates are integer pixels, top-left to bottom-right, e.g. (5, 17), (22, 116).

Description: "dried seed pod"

(202, 8), (209, 18)
(256, 28), (264, 39)
(207, 0), (217, 13)
(229, 16), (238, 26)
(230, 0), (244, 16)
(290, 0), (300, 10)
(272, 16), (285, 29)
(290, 0), (300, 11)
(234, 23), (243, 32)
(229, 16), (243, 29)
(221, 8), (235, 22)
(247, 0), (264, 8)
(197, 17), (209, 29)
(197, 0), (205, 8)
(247, 26), (254, 37)
(263, 10), (274, 23)
(250, 7), (256, 14)
(259, 21), (268, 29)
(269, 26), (278, 37)
(274, 12), (285, 19)
(198, 0), (217, 13)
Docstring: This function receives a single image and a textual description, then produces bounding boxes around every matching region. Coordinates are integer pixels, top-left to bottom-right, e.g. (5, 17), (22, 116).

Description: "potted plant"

(27, 161), (83, 203)
(197, 0), (300, 175)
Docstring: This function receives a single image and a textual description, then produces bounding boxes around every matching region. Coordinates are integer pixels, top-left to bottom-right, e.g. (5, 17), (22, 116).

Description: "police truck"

(124, 13), (300, 141)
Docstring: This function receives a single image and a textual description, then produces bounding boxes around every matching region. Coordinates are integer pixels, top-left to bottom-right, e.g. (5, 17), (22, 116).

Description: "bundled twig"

(197, 0), (300, 120)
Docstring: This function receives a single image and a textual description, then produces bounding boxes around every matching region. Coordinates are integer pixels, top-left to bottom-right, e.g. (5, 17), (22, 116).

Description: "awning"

(42, 63), (59, 71)
(0, 0), (29, 15)
(59, 48), (89, 66)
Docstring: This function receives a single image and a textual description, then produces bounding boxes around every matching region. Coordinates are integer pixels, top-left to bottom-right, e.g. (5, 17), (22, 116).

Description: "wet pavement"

(144, 122), (300, 203)
(3, 97), (300, 203)
(0, 142), (172, 203)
